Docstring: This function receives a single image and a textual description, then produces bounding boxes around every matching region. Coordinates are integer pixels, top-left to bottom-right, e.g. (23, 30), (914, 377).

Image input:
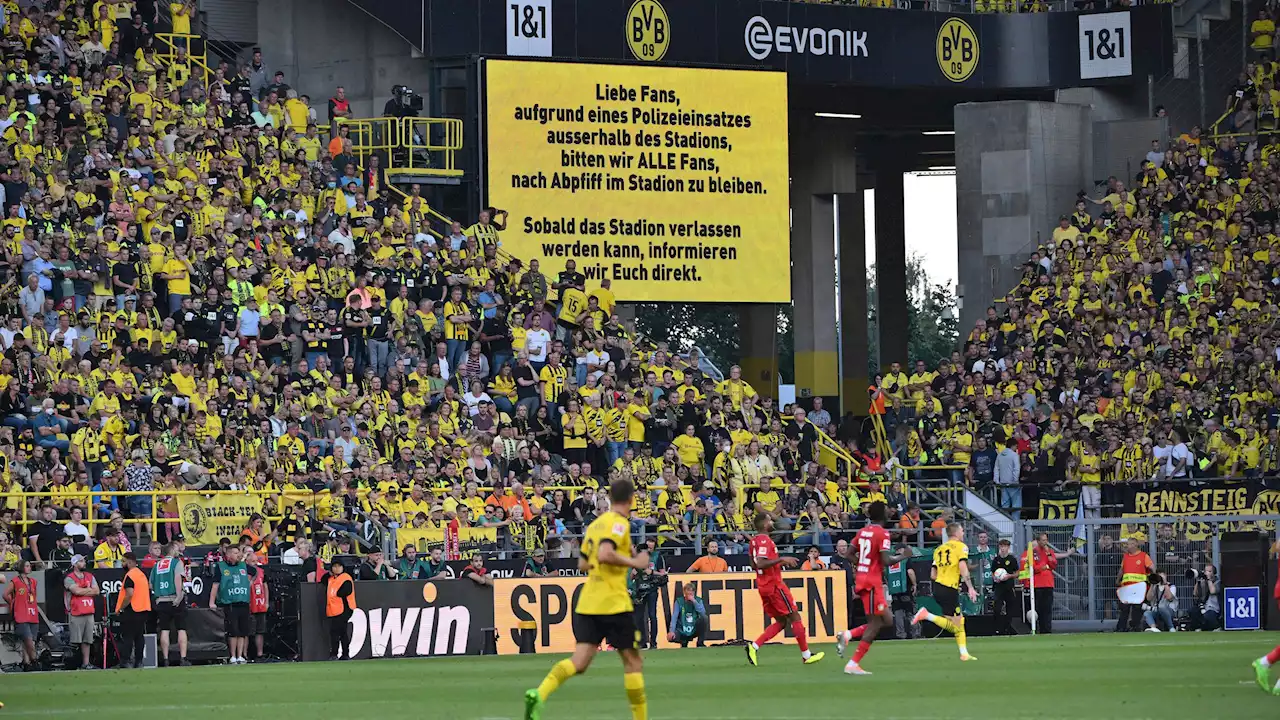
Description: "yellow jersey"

(932, 539), (968, 590)
(576, 511), (634, 615)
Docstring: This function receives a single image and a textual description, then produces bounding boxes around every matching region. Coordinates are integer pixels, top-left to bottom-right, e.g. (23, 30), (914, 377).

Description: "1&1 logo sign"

(936, 18), (978, 83)
(626, 0), (669, 62)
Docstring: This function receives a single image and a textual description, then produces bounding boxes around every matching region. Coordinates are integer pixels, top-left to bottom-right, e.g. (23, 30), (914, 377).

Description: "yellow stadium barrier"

(339, 116), (464, 182)
(153, 32), (211, 90)
(399, 117), (465, 179)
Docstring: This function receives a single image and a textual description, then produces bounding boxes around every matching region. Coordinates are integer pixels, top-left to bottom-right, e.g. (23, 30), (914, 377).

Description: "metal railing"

(154, 32), (211, 90)
(1020, 513), (1275, 630)
(337, 116), (465, 180)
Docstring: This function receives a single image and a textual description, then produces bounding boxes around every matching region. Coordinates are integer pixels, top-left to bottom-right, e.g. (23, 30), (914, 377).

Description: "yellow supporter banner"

(492, 571), (846, 655)
(485, 59), (790, 303)
(398, 526), (498, 557)
(179, 494), (265, 545)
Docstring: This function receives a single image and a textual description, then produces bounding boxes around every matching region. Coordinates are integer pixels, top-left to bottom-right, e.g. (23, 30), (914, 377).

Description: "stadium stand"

(0, 0), (1260, 576)
(0, 0), (868, 567)
(901, 117), (1280, 519)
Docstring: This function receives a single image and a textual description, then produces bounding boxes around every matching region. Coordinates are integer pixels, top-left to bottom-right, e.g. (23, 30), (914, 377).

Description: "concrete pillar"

(874, 167), (908, 370)
(792, 193), (838, 404)
(838, 192), (869, 416)
(739, 306), (778, 400)
(954, 101), (1092, 333)
(790, 115), (857, 407)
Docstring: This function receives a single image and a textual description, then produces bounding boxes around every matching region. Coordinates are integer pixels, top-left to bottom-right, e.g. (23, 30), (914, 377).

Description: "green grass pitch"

(5, 633), (1280, 719)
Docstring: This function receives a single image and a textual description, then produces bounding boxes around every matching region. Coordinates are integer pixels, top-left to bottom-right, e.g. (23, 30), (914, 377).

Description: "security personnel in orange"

(116, 551), (152, 668)
(1115, 538), (1155, 632)
(325, 558), (356, 660)
(240, 513), (275, 564)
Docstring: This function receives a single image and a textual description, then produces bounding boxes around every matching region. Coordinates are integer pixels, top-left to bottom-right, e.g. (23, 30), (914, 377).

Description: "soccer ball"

(1026, 609), (1038, 624)
(993, 568), (1009, 582)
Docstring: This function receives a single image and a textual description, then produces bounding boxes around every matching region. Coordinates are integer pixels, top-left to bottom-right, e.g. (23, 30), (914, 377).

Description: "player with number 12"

(834, 501), (914, 674)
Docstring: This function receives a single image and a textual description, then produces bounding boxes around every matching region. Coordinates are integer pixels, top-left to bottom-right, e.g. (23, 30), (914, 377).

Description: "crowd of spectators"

(0, 0), (910, 572)
(879, 114), (1280, 522)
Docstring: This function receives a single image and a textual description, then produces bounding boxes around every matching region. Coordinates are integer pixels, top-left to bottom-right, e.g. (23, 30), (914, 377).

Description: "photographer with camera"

(1142, 572), (1178, 632)
(629, 537), (667, 650)
(1189, 564), (1221, 630)
(383, 85), (422, 118)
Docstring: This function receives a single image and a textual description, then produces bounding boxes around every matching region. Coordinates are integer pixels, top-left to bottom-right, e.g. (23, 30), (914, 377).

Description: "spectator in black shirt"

(358, 549), (397, 580)
(366, 295), (391, 376)
(259, 309), (287, 365)
(26, 504), (61, 567)
(785, 407), (818, 462)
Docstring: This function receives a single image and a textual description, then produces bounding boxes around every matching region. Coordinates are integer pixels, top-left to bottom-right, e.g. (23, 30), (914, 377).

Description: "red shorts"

(856, 576), (887, 616)
(758, 585), (797, 619)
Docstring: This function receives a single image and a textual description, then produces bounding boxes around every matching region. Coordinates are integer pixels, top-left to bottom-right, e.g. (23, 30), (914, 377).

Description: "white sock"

(801, 650), (811, 660)
(845, 659), (857, 668)
(1261, 656), (1274, 668)
(925, 612), (938, 621)
(958, 644), (968, 656)
(751, 642), (759, 650)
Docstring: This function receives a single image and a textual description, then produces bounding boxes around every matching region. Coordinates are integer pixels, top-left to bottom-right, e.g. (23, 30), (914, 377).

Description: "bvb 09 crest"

(184, 502), (209, 537)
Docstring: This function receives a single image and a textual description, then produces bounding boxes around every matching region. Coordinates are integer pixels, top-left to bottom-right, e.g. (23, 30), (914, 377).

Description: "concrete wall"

(954, 101), (1092, 333)
(257, 0), (432, 120)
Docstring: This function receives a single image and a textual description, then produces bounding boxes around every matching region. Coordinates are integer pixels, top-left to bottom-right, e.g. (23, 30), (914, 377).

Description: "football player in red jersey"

(745, 512), (824, 667)
(835, 501), (913, 675)
(1251, 538), (1280, 695)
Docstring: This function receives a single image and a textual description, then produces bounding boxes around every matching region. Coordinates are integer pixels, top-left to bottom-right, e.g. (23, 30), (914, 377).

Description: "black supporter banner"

(1120, 479), (1280, 540)
(355, 0), (1173, 89)
(298, 579), (495, 661)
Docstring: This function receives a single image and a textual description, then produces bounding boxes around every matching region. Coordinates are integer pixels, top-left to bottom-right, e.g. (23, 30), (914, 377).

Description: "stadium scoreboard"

(485, 59), (790, 303)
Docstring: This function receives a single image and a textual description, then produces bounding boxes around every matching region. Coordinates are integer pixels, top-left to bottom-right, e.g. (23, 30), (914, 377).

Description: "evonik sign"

(744, 15), (867, 61)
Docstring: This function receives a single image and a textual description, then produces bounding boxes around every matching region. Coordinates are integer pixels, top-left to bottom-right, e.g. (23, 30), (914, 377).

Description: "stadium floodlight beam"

(814, 112), (862, 119)
(922, 130), (955, 135)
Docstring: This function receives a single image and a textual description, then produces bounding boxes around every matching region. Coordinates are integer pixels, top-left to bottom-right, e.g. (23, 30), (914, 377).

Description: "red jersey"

(854, 524), (891, 580)
(750, 533), (783, 590)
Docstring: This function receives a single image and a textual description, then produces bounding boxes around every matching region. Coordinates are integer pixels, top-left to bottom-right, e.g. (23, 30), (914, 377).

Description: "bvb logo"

(936, 17), (979, 83)
(183, 502), (209, 537)
(626, 0), (669, 62)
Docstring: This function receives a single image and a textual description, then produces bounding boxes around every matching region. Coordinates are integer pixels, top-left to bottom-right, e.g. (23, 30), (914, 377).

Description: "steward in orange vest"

(117, 552), (152, 668)
(325, 558), (355, 660)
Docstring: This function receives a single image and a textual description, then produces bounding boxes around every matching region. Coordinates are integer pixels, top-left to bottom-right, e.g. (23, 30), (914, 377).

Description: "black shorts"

(572, 612), (639, 651)
(156, 602), (187, 632)
(223, 603), (250, 637)
(250, 612), (268, 635)
(933, 584), (960, 616)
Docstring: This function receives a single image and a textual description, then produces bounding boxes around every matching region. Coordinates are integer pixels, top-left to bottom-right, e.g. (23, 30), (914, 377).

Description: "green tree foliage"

(866, 254), (959, 376)
(633, 254), (955, 384)
(633, 303), (740, 374)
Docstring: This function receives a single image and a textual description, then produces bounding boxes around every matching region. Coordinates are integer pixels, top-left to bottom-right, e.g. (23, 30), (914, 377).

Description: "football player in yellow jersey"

(913, 522), (978, 661)
(526, 478), (650, 720)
